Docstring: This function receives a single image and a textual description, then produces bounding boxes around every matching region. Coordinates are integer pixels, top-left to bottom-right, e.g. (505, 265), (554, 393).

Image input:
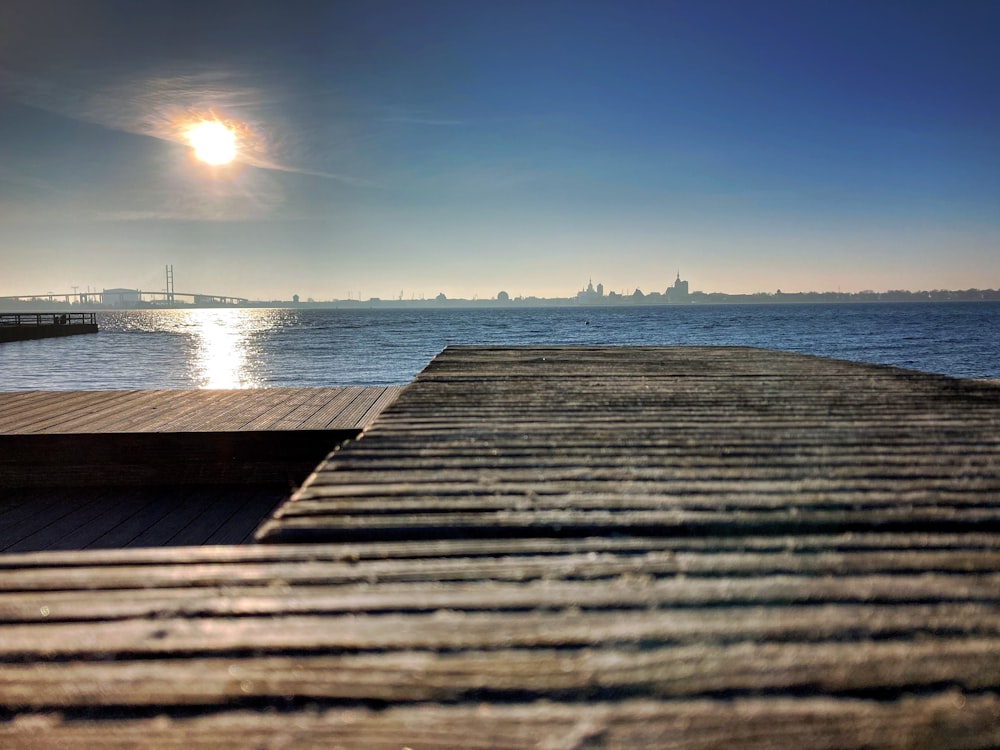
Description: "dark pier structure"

(0, 312), (98, 343)
(1, 346), (999, 748)
(0, 386), (403, 548)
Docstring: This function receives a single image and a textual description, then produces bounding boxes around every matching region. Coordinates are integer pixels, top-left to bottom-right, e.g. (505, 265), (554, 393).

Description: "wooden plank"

(331, 387), (403, 428)
(5, 602), (998, 657)
(0, 487), (280, 553)
(257, 346), (1000, 543)
(0, 391), (127, 433)
(263, 386), (402, 431)
(0, 391), (70, 424)
(0, 391), (123, 427)
(243, 387), (353, 431)
(148, 390), (275, 432)
(319, 386), (405, 429)
(0, 488), (66, 526)
(120, 491), (234, 548)
(0, 491), (81, 552)
(1, 639), (998, 709)
(1, 487), (123, 553)
(0, 430), (354, 488)
(288, 480), (1000, 505)
(203, 491), (284, 545)
(262, 506), (1000, 545)
(1, 349), (997, 745)
(1, 572), (998, 623)
(42, 491), (157, 551)
(123, 390), (254, 433)
(24, 390), (184, 434)
(82, 494), (192, 549)
(0, 531), (1000, 572)
(165, 490), (264, 547)
(233, 387), (328, 430)
(35, 391), (159, 433)
(304, 440), (1000, 462)
(171, 389), (306, 432)
(2, 547), (999, 592)
(2, 695), (997, 750)
(83, 389), (205, 433)
(0, 387), (401, 435)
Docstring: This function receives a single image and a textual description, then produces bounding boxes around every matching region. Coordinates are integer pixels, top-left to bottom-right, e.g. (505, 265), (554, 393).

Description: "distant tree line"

(685, 288), (1000, 304)
(4, 286), (999, 311)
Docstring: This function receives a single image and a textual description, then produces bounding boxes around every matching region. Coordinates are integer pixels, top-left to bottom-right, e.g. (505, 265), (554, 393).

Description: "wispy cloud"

(1, 66), (371, 186)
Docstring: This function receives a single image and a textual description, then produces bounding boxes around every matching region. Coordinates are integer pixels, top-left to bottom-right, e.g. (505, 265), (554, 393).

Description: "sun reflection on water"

(185, 308), (265, 389)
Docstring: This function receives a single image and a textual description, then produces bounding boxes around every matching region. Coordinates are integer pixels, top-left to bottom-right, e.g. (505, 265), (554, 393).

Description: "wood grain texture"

(0, 486), (284, 552)
(258, 346), (1000, 542)
(2, 695), (998, 750)
(0, 387), (403, 489)
(0, 386), (404, 435)
(1, 347), (998, 747)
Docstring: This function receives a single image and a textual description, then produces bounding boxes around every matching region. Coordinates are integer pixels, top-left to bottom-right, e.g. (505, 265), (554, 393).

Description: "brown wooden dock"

(0, 312), (98, 342)
(0, 386), (402, 551)
(0, 385), (402, 435)
(1, 347), (999, 747)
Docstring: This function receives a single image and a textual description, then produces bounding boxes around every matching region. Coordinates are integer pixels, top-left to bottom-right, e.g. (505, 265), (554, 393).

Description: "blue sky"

(1, 0), (998, 300)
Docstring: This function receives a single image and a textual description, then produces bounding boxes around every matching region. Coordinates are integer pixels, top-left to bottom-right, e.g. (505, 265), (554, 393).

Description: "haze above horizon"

(1, 0), (998, 301)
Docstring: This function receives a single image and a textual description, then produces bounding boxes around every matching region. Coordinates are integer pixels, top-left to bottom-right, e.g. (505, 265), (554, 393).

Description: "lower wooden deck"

(0, 386), (403, 434)
(0, 386), (402, 551)
(1, 347), (999, 747)
(0, 485), (283, 552)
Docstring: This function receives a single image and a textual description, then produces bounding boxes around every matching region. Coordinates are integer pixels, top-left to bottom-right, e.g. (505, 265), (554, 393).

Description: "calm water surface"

(1, 302), (997, 390)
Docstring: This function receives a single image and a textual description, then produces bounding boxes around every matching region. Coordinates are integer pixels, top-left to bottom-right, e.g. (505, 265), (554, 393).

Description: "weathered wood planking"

(0, 386), (403, 488)
(2, 696), (998, 750)
(257, 347), (1000, 542)
(0, 486), (281, 552)
(0, 387), (403, 550)
(1, 347), (998, 747)
(0, 430), (352, 487)
(0, 535), (998, 746)
(0, 386), (404, 434)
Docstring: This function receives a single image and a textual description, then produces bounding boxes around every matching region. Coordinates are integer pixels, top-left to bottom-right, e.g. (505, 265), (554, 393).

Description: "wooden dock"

(1, 347), (999, 747)
(0, 385), (403, 487)
(0, 312), (98, 343)
(0, 386), (402, 551)
(0, 385), (403, 435)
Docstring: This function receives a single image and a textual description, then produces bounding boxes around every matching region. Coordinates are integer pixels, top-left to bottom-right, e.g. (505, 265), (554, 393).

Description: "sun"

(186, 120), (236, 165)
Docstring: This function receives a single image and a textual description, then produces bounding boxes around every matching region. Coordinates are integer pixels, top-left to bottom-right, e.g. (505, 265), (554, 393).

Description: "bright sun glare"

(187, 120), (236, 165)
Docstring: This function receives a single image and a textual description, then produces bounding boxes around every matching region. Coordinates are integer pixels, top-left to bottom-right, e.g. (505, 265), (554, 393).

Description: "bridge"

(0, 290), (249, 308)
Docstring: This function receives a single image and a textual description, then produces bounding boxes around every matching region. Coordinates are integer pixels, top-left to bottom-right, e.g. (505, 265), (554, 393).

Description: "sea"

(1, 302), (998, 391)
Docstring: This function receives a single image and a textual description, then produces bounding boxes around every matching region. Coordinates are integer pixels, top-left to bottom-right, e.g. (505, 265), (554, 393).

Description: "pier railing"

(0, 312), (97, 327)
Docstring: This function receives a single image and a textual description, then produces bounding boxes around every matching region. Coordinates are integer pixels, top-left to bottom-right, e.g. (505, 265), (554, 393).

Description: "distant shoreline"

(3, 291), (1000, 313)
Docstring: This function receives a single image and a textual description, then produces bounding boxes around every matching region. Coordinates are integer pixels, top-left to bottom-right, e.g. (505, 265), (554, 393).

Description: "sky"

(1, 0), (998, 301)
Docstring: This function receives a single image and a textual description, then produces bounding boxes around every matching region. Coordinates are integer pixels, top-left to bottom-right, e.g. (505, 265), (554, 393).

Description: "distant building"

(577, 279), (605, 304)
(665, 272), (689, 302)
(497, 291), (510, 302)
(102, 288), (140, 306)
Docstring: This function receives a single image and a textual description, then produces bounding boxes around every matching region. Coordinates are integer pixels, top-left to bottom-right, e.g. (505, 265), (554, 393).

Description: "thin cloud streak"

(1, 67), (372, 186)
